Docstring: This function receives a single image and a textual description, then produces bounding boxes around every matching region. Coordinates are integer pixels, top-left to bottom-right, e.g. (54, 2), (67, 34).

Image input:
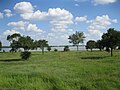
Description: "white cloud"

(27, 24), (43, 33)
(87, 15), (117, 40)
(4, 9), (13, 17)
(3, 30), (20, 36)
(48, 8), (73, 32)
(7, 21), (44, 33)
(75, 4), (79, 6)
(75, 16), (87, 23)
(0, 12), (3, 19)
(14, 1), (73, 33)
(7, 21), (29, 30)
(20, 10), (48, 20)
(14, 2), (34, 13)
(93, 0), (117, 5)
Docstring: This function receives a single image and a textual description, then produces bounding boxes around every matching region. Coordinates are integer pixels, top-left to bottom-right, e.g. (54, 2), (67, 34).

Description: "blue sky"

(0, 0), (120, 45)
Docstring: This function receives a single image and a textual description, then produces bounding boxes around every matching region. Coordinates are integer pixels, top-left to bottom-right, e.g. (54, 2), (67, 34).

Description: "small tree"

(101, 28), (120, 56)
(20, 51), (31, 60)
(64, 46), (70, 51)
(7, 33), (21, 52)
(96, 40), (104, 51)
(86, 40), (96, 52)
(37, 40), (48, 54)
(18, 36), (34, 51)
(0, 41), (2, 51)
(54, 48), (58, 52)
(47, 46), (51, 52)
(68, 31), (85, 51)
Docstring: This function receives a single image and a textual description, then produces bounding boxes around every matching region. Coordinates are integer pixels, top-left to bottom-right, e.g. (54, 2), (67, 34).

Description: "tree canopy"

(0, 41), (2, 51)
(101, 28), (120, 56)
(86, 40), (96, 52)
(68, 31), (85, 51)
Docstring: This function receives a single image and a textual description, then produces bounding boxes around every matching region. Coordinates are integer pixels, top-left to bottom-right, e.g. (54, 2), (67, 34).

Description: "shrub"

(64, 46), (70, 51)
(20, 51), (31, 60)
(54, 49), (58, 52)
(47, 46), (51, 51)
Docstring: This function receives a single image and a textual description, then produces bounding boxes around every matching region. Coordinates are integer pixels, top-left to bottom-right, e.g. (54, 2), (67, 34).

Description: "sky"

(0, 0), (120, 46)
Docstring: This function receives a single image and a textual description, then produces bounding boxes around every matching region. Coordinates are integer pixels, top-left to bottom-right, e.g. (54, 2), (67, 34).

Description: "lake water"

(1, 46), (86, 52)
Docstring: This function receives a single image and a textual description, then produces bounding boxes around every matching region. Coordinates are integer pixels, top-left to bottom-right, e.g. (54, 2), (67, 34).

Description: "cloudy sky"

(0, 0), (119, 45)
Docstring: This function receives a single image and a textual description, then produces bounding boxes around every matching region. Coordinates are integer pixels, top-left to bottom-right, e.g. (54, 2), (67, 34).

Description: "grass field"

(0, 50), (120, 90)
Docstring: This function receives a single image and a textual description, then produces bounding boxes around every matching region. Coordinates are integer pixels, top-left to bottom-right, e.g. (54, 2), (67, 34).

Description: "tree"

(47, 46), (51, 52)
(0, 41), (2, 51)
(18, 36), (34, 51)
(101, 28), (120, 56)
(7, 33), (21, 52)
(37, 40), (48, 54)
(68, 31), (85, 51)
(86, 40), (96, 52)
(96, 40), (104, 51)
(64, 46), (70, 51)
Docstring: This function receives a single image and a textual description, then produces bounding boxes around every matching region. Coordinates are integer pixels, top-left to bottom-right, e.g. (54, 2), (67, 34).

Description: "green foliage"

(54, 48), (58, 52)
(20, 51), (31, 60)
(7, 33), (21, 52)
(0, 41), (2, 51)
(101, 28), (120, 56)
(18, 36), (34, 50)
(37, 40), (48, 54)
(96, 40), (104, 51)
(63, 46), (70, 51)
(68, 31), (85, 51)
(47, 46), (51, 51)
(86, 40), (96, 52)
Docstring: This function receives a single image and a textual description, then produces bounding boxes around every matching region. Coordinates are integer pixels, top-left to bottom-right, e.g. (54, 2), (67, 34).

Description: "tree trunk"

(91, 48), (92, 52)
(76, 45), (78, 51)
(110, 47), (113, 57)
(42, 47), (44, 54)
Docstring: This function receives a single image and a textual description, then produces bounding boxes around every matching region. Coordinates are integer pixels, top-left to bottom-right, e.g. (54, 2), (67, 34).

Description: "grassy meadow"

(0, 50), (120, 90)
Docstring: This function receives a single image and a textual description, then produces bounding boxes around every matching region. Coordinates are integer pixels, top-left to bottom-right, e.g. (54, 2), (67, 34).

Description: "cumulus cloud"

(4, 9), (13, 17)
(7, 21), (29, 30)
(87, 15), (117, 39)
(27, 24), (43, 33)
(7, 21), (44, 33)
(3, 30), (20, 36)
(0, 12), (4, 19)
(14, 2), (34, 13)
(48, 8), (73, 32)
(14, 2), (73, 32)
(75, 16), (87, 23)
(93, 0), (117, 5)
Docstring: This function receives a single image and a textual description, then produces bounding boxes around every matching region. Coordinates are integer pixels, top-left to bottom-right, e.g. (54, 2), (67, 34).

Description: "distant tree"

(18, 36), (34, 51)
(47, 46), (51, 52)
(37, 40), (48, 54)
(20, 51), (31, 60)
(86, 40), (96, 52)
(96, 40), (104, 51)
(7, 33), (21, 52)
(54, 48), (58, 52)
(68, 31), (85, 51)
(64, 46), (70, 51)
(0, 41), (2, 51)
(101, 28), (120, 56)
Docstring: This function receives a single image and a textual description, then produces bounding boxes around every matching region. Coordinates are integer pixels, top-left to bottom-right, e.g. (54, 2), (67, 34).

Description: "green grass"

(0, 50), (120, 90)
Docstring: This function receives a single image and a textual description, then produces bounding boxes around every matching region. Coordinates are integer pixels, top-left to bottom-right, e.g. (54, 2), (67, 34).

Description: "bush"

(54, 49), (58, 52)
(20, 51), (31, 60)
(64, 46), (70, 51)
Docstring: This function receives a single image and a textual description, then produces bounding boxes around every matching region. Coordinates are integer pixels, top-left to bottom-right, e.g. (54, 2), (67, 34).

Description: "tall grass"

(0, 50), (120, 90)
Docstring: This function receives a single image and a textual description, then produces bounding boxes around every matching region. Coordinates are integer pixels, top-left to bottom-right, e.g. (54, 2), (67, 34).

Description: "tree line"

(0, 28), (120, 57)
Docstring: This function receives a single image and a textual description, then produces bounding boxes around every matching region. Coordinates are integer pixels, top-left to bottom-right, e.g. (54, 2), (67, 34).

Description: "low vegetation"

(0, 50), (120, 90)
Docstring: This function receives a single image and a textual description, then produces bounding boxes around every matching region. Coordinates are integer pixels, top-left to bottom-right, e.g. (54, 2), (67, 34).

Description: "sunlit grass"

(0, 50), (120, 90)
